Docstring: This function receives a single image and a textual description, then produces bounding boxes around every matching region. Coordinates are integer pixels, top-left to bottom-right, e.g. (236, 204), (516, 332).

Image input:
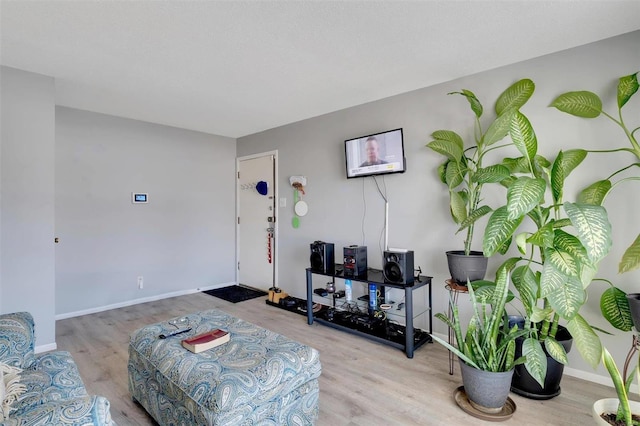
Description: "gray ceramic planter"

(459, 360), (514, 413)
(446, 250), (488, 285)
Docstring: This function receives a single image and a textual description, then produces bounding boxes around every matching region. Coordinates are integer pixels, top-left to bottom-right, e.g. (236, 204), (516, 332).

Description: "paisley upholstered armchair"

(0, 312), (114, 425)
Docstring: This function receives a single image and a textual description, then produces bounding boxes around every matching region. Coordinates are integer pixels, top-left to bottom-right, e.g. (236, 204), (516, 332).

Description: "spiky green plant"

(432, 266), (525, 372)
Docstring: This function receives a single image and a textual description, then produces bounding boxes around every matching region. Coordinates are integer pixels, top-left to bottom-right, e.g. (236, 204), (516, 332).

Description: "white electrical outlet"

(138, 276), (144, 289)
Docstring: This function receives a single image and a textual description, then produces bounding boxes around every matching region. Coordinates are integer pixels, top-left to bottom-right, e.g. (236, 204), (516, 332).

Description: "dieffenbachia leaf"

(550, 91), (602, 118)
(618, 72), (639, 109)
(495, 78), (535, 116)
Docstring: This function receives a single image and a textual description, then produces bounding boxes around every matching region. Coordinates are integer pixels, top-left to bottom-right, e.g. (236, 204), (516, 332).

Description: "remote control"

(159, 327), (192, 339)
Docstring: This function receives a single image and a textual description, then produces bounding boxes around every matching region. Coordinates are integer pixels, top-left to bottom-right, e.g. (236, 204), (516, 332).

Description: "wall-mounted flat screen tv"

(344, 128), (406, 179)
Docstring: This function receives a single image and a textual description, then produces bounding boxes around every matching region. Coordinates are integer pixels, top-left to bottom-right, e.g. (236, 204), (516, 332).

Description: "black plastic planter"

(511, 326), (573, 400)
(627, 293), (640, 332)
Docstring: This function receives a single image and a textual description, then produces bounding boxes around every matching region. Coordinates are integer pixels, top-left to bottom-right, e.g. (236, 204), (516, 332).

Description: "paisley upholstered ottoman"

(128, 309), (321, 425)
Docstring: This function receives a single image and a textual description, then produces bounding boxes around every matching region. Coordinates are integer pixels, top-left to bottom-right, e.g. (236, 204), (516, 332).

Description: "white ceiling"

(1, 1), (639, 139)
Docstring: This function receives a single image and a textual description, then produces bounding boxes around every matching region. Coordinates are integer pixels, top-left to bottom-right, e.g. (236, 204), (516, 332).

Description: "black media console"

(305, 266), (432, 358)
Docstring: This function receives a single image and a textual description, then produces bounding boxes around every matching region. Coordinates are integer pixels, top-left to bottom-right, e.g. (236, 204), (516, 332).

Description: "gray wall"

(55, 107), (237, 315)
(237, 31), (640, 383)
(1, 67), (56, 347)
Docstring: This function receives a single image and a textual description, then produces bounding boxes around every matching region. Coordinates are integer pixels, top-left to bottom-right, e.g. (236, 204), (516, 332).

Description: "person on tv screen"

(359, 136), (388, 167)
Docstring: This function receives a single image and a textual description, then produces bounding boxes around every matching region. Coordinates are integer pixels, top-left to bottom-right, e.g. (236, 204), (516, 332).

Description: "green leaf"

(577, 180), (612, 205)
(473, 164), (511, 184)
(544, 337), (568, 365)
(461, 89), (483, 118)
(580, 262), (598, 290)
(437, 161), (447, 184)
(435, 312), (455, 329)
(502, 156), (530, 174)
(530, 306), (553, 323)
(495, 79), (535, 116)
(551, 218), (572, 229)
(449, 90), (484, 119)
(617, 72), (639, 109)
(553, 229), (591, 267)
(523, 337), (547, 388)
(528, 206), (549, 229)
(550, 91), (602, 118)
(427, 138), (464, 162)
(527, 223), (555, 248)
(430, 333), (480, 370)
(432, 130), (464, 150)
(547, 275), (585, 319)
(511, 265), (537, 313)
(483, 206), (524, 257)
(620, 234), (640, 274)
(540, 262), (565, 297)
(506, 177), (546, 220)
(510, 111), (538, 161)
(559, 149), (588, 178)
(497, 237), (512, 255)
(551, 150), (587, 204)
(567, 314), (602, 369)
(564, 202), (612, 263)
(515, 232), (528, 255)
(457, 205), (492, 232)
(483, 108), (516, 147)
(600, 287), (633, 332)
(551, 150), (565, 205)
(602, 347), (631, 424)
(450, 190), (467, 224)
(545, 247), (579, 277)
(473, 284), (496, 304)
(445, 160), (464, 188)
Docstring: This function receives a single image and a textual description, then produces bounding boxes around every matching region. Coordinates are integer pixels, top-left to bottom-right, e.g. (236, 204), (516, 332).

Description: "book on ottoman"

(182, 329), (230, 353)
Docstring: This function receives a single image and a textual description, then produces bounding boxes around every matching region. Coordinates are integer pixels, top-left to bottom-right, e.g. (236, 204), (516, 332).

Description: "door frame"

(236, 150), (279, 289)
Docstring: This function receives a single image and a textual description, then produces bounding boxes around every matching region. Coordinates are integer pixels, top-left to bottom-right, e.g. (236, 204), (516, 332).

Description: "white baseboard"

(564, 366), (638, 394)
(55, 281), (236, 321)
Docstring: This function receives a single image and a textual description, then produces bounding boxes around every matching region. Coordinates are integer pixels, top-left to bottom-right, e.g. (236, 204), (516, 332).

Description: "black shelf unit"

(306, 266), (432, 358)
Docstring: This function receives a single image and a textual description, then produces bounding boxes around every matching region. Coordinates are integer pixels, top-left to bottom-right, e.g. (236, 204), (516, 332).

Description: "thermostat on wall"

(132, 193), (148, 204)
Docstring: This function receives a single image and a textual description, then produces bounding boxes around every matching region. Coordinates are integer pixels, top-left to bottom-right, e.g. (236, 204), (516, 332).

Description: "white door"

(237, 153), (277, 290)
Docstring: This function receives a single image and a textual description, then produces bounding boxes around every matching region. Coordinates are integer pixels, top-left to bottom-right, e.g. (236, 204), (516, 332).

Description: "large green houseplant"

(427, 84), (525, 283)
(430, 78), (613, 398)
(551, 72), (639, 425)
(475, 79), (613, 395)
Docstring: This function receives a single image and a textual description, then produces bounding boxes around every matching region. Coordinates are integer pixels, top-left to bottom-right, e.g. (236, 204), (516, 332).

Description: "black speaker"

(310, 241), (335, 274)
(343, 245), (367, 277)
(383, 250), (414, 285)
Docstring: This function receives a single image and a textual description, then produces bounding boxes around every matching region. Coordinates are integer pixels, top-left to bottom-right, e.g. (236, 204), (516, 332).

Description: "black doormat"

(202, 285), (267, 303)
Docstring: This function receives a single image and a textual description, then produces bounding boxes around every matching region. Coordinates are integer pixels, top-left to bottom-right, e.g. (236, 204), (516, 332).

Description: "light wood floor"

(56, 292), (618, 425)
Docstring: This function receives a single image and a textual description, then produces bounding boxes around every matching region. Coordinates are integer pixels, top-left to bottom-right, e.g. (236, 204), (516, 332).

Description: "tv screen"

(344, 128), (406, 179)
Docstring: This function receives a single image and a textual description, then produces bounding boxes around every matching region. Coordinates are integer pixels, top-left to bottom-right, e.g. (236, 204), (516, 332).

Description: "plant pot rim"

(446, 250), (486, 257)
(592, 398), (640, 425)
(459, 359), (515, 374)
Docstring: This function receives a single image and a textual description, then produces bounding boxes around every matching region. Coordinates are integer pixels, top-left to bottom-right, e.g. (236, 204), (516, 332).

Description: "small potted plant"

(427, 80), (533, 284)
(432, 265), (525, 415)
